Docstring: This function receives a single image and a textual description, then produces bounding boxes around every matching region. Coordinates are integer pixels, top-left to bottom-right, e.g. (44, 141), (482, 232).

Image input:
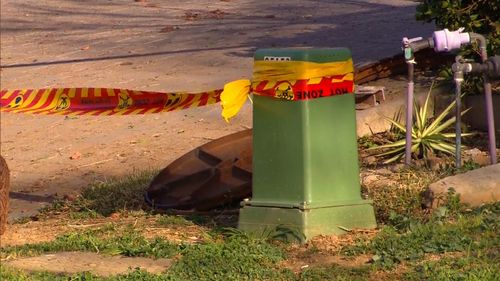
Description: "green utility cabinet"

(238, 48), (377, 242)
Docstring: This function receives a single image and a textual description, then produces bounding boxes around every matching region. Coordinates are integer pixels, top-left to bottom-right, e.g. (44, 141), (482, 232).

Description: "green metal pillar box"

(238, 48), (377, 241)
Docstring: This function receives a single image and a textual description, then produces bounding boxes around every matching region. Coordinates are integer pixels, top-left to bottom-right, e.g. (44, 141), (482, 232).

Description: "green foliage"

(36, 170), (159, 220)
(405, 256), (500, 281)
(366, 182), (425, 224)
(357, 136), (377, 149)
(1, 225), (180, 260)
(362, 167), (452, 224)
(223, 225), (306, 243)
(416, 0), (500, 56)
(0, 266), (169, 281)
(166, 236), (289, 281)
(156, 215), (193, 227)
(370, 86), (471, 163)
(77, 169), (157, 216)
(298, 264), (370, 281)
(343, 202), (500, 269)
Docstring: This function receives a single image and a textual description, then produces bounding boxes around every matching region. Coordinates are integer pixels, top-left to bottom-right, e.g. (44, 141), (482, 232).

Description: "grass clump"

(1, 224), (180, 260)
(298, 264), (370, 281)
(405, 256), (500, 281)
(343, 202), (499, 269)
(156, 215), (193, 227)
(0, 266), (168, 281)
(166, 235), (289, 281)
(79, 170), (157, 216)
(36, 169), (157, 220)
(362, 167), (442, 223)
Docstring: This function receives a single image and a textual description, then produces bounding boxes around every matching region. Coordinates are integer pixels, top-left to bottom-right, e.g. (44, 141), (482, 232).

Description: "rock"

(363, 156), (377, 165)
(63, 194), (77, 202)
(423, 164), (500, 208)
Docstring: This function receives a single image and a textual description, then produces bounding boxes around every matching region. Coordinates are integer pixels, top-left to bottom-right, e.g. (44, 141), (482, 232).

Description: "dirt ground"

(0, 0), (434, 220)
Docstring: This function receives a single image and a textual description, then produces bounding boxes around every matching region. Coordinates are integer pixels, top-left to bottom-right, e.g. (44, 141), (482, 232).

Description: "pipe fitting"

(469, 56), (500, 78)
(433, 28), (470, 52)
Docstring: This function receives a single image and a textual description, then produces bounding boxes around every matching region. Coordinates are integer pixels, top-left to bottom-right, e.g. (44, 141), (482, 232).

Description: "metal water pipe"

(402, 29), (472, 165)
(469, 33), (497, 164)
(451, 57), (465, 167)
(402, 36), (434, 165)
(452, 55), (500, 167)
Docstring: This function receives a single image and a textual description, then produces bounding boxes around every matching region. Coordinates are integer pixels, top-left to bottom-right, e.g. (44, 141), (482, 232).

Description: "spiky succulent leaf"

(371, 85), (471, 164)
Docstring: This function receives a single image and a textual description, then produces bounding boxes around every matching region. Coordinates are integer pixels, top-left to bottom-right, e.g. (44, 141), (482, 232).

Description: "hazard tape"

(0, 75), (352, 117)
(252, 73), (354, 101)
(0, 88), (222, 115)
(220, 59), (355, 121)
(0, 59), (354, 118)
(220, 73), (354, 121)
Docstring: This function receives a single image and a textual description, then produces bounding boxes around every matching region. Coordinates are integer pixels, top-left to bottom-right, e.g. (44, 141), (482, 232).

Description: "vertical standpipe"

(469, 33), (497, 165)
(238, 48), (376, 242)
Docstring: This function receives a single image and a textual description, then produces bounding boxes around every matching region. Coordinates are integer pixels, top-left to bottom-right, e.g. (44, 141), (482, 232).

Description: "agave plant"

(370, 86), (471, 164)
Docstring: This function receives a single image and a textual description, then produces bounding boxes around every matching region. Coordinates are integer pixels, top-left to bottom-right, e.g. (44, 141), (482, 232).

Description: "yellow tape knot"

(220, 79), (251, 122)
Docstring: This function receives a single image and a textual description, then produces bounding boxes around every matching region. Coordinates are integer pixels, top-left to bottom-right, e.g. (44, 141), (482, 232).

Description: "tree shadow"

(1, 0), (434, 69)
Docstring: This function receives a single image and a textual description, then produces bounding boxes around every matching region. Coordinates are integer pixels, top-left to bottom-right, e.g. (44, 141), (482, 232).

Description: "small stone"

(109, 213), (120, 219)
(63, 194), (77, 202)
(69, 152), (81, 160)
(364, 156), (377, 165)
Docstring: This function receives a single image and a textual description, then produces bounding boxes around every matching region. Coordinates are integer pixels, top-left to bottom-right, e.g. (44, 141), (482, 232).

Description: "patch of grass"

(405, 256), (500, 281)
(298, 264), (370, 281)
(78, 170), (158, 216)
(222, 225), (306, 243)
(12, 217), (32, 224)
(1, 224), (180, 260)
(166, 235), (290, 281)
(0, 266), (168, 281)
(156, 215), (193, 227)
(367, 183), (425, 224)
(358, 136), (377, 149)
(36, 169), (158, 219)
(362, 165), (474, 224)
(69, 209), (102, 220)
(343, 203), (500, 269)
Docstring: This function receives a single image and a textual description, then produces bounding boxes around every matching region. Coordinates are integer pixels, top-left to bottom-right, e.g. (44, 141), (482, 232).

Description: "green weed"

(0, 266), (168, 281)
(358, 136), (377, 149)
(166, 236), (288, 281)
(1, 224), (180, 260)
(76, 169), (157, 216)
(298, 264), (370, 281)
(156, 215), (193, 227)
(405, 256), (500, 281)
(343, 203), (500, 269)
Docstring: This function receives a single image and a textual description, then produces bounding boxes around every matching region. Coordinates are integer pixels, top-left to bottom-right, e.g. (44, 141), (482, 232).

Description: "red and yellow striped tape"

(0, 60), (354, 117)
(0, 88), (222, 115)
